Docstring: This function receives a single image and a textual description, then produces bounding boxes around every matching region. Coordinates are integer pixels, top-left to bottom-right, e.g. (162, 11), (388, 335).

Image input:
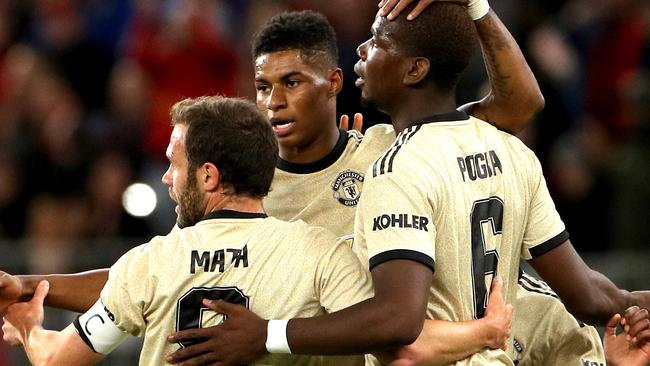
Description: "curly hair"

(385, 2), (478, 90)
(252, 10), (338, 68)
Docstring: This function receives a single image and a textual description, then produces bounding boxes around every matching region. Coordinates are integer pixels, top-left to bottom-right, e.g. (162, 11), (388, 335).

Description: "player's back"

(355, 111), (566, 365)
(102, 211), (370, 365)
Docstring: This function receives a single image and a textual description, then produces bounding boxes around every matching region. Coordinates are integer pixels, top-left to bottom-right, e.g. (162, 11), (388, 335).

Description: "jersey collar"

(409, 110), (469, 126)
(276, 128), (349, 174)
(200, 210), (267, 222)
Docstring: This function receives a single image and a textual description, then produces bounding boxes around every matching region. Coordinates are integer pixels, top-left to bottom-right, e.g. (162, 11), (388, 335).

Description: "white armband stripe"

(73, 299), (128, 355)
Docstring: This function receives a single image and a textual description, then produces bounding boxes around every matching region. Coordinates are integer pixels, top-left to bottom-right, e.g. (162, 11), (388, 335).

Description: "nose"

(357, 39), (369, 60)
(161, 166), (172, 186)
(266, 87), (287, 111)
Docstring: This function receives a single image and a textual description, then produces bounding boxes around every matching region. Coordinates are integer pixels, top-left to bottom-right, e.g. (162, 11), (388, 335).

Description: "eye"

(256, 84), (270, 93)
(286, 80), (300, 88)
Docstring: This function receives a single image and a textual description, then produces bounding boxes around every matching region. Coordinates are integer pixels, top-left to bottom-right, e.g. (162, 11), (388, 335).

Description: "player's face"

(254, 50), (334, 149)
(354, 15), (404, 110)
(162, 124), (206, 228)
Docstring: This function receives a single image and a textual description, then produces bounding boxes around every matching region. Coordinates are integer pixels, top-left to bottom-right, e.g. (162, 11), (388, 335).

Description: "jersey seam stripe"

(518, 278), (559, 299)
(373, 125), (423, 177)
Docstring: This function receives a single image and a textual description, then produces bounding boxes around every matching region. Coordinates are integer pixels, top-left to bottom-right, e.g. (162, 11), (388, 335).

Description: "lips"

(269, 118), (295, 136)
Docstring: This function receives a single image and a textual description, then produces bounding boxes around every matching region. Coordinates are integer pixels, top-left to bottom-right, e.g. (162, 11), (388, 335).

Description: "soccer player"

(0, 3), (601, 366)
(0, 96), (376, 365)
(160, 3), (650, 366)
(169, 4), (604, 366)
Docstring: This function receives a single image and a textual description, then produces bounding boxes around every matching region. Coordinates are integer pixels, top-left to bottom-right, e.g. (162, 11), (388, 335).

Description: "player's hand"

(378, 0), (466, 21)
(2, 280), (49, 346)
(0, 271), (23, 311)
(166, 299), (268, 366)
(604, 310), (650, 366)
(339, 113), (364, 132)
(482, 275), (513, 350)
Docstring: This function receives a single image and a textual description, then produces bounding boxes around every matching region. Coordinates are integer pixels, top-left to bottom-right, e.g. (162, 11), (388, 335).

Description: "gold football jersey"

(512, 272), (605, 366)
(265, 126), (395, 241)
(354, 111), (568, 365)
(101, 210), (371, 366)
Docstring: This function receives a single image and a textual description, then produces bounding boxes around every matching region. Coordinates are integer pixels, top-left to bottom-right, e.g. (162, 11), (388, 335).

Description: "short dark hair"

(386, 2), (477, 90)
(170, 96), (278, 198)
(252, 10), (338, 68)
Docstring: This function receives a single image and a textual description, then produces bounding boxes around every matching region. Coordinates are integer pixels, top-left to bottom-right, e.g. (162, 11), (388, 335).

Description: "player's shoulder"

(360, 124), (396, 146)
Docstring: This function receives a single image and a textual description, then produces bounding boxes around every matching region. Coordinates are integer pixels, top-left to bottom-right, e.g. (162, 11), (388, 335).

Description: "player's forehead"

(254, 49), (325, 80)
(167, 124), (188, 161)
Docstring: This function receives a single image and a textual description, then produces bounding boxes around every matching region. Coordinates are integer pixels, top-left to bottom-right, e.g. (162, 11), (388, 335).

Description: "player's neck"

(389, 92), (456, 134)
(278, 124), (340, 164)
(205, 194), (265, 216)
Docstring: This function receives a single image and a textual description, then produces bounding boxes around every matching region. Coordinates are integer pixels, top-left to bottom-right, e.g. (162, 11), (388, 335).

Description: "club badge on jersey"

(331, 170), (364, 206)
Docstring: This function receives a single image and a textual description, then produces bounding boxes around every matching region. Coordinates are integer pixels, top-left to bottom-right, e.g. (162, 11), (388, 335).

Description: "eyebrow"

(255, 71), (304, 83)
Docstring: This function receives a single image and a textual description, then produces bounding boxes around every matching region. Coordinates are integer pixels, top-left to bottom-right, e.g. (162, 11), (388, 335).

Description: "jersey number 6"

(470, 197), (504, 319)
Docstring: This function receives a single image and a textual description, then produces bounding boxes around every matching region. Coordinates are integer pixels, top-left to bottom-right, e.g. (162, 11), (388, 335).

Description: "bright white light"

(122, 183), (157, 217)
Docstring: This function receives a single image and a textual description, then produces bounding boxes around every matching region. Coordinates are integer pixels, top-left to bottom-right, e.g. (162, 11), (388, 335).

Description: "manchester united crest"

(332, 170), (364, 206)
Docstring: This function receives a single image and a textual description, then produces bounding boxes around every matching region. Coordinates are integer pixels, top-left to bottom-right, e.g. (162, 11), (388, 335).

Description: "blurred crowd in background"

(0, 0), (648, 365)
(0, 0), (648, 290)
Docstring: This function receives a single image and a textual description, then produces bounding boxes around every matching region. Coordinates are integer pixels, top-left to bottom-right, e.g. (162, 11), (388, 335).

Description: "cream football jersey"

(100, 210), (371, 365)
(265, 126), (395, 241)
(512, 272), (605, 366)
(354, 111), (568, 365)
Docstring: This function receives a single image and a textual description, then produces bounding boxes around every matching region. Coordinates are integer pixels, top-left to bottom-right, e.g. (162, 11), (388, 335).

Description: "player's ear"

(327, 68), (343, 98)
(403, 57), (429, 86)
(202, 162), (220, 192)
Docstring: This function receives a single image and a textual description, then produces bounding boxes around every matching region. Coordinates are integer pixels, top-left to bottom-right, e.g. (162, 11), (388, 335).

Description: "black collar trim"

(200, 210), (267, 222)
(409, 110), (469, 126)
(276, 128), (348, 174)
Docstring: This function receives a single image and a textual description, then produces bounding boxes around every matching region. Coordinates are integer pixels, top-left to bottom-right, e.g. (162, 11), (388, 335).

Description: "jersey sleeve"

(100, 240), (156, 337)
(358, 164), (436, 273)
(315, 234), (373, 313)
(521, 155), (569, 260)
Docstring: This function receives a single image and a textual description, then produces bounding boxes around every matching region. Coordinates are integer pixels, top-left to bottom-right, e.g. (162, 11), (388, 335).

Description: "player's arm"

(165, 260), (432, 365)
(378, 276), (513, 366)
(3, 269), (109, 313)
(529, 241), (650, 325)
(379, 0), (544, 134)
(1, 281), (106, 366)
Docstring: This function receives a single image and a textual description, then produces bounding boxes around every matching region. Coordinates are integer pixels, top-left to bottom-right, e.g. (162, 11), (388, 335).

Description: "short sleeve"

(100, 242), (154, 337)
(521, 157), (568, 260)
(358, 166), (436, 273)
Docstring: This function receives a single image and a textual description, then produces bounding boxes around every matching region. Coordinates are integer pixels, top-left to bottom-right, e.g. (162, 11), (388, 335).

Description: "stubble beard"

(176, 173), (205, 229)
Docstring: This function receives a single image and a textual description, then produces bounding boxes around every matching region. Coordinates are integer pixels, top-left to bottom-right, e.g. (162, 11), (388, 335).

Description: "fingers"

(168, 327), (215, 343)
(627, 309), (650, 339)
(352, 113), (364, 131)
(31, 281), (49, 305)
(488, 275), (504, 305)
(202, 299), (237, 315)
(407, 0), (435, 20)
(339, 114), (350, 131)
(165, 341), (213, 363)
(605, 313), (622, 339)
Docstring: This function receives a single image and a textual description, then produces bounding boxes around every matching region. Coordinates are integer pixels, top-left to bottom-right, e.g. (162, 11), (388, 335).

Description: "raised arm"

(529, 241), (650, 325)
(379, 0), (544, 134)
(0, 269), (109, 313)
(2, 281), (105, 366)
